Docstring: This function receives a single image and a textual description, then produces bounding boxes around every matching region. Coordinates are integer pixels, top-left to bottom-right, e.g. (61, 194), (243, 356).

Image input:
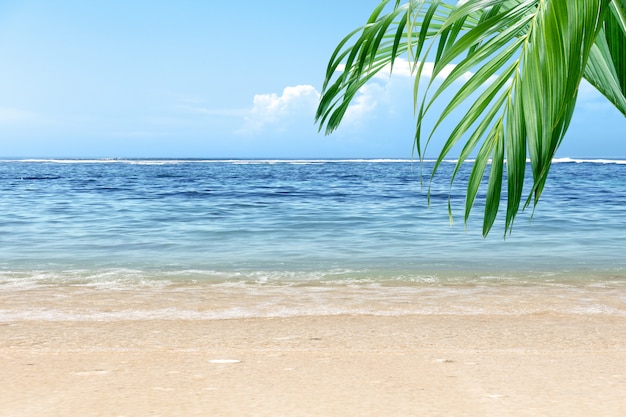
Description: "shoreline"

(2, 313), (625, 416)
(2, 281), (625, 321)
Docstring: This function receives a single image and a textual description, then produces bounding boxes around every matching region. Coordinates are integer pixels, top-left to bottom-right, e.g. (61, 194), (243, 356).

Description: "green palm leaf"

(585, 1), (626, 115)
(317, 0), (625, 236)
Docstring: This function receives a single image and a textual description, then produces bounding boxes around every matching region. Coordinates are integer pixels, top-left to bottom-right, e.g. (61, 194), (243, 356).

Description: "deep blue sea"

(1, 158), (625, 320)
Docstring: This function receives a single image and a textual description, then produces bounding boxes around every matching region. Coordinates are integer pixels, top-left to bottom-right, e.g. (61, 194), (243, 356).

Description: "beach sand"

(1, 313), (625, 417)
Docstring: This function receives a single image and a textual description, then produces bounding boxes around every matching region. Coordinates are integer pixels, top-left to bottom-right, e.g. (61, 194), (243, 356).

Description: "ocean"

(1, 158), (625, 320)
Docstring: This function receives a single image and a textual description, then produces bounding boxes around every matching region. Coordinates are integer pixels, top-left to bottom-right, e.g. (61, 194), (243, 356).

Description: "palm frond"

(317, 0), (622, 236)
(584, 0), (626, 115)
(316, 0), (463, 133)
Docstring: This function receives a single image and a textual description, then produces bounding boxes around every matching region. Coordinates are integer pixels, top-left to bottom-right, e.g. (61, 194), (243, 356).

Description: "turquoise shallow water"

(0, 158), (625, 279)
(1, 159), (625, 319)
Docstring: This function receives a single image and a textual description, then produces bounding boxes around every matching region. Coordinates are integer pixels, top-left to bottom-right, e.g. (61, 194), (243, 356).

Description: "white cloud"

(420, 61), (473, 82)
(342, 83), (387, 126)
(332, 57), (503, 129)
(239, 85), (320, 134)
(339, 58), (473, 83)
(330, 58), (475, 128)
(371, 59), (414, 79)
(230, 58), (477, 137)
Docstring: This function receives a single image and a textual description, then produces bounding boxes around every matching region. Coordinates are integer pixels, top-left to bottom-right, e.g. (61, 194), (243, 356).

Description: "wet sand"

(2, 313), (625, 417)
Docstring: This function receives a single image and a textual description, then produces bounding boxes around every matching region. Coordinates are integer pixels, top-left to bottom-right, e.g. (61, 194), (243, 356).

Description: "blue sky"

(0, 0), (624, 159)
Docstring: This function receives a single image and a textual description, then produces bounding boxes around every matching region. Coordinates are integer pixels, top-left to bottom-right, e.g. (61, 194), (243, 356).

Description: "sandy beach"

(2, 159), (626, 416)
(2, 312), (625, 417)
